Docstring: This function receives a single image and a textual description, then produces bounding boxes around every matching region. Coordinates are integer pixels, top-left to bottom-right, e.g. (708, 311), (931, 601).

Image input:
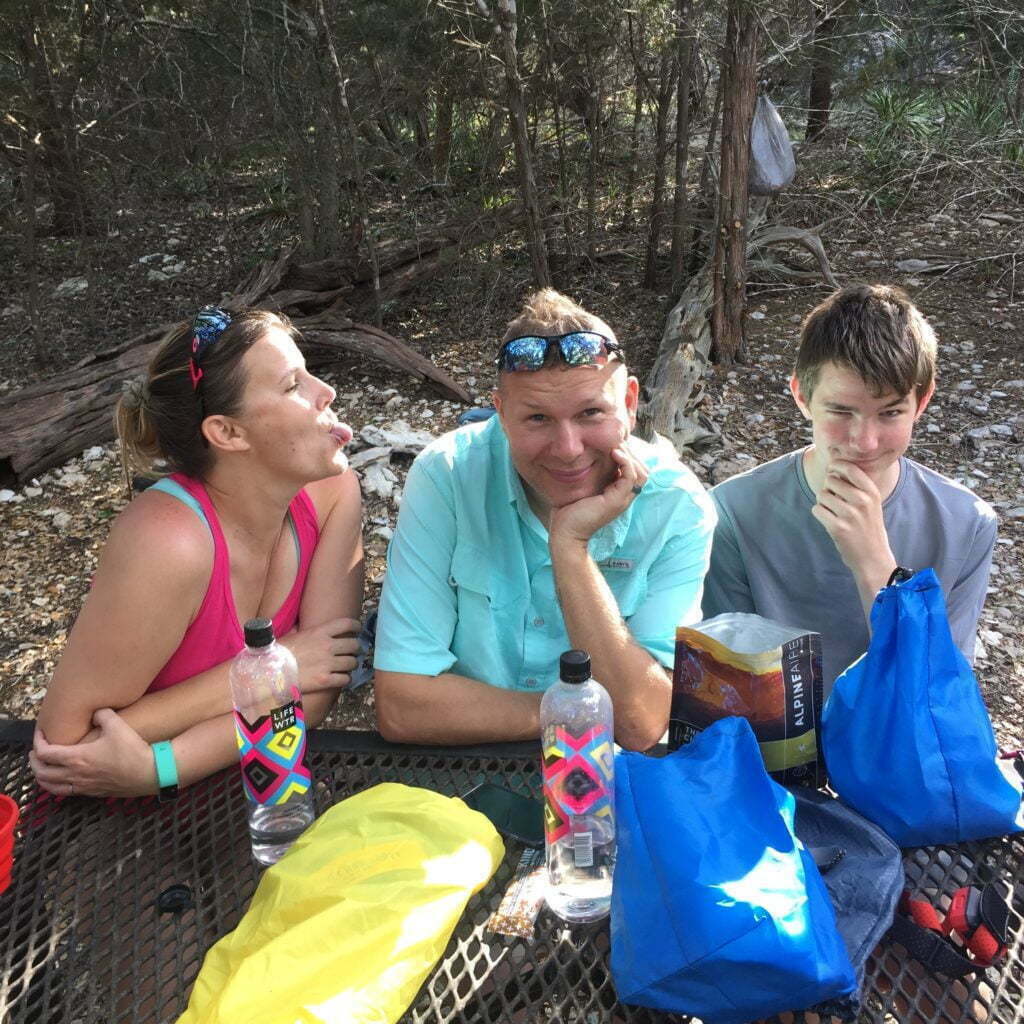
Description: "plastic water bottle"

(229, 617), (315, 865)
(540, 649), (616, 923)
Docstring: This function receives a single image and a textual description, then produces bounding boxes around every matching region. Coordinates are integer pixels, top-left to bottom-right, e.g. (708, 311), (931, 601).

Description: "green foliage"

(853, 88), (939, 197)
(166, 160), (221, 199)
(849, 66), (1024, 214)
(862, 88), (938, 144)
(1004, 139), (1024, 166)
(943, 84), (1007, 139)
(481, 191), (515, 211)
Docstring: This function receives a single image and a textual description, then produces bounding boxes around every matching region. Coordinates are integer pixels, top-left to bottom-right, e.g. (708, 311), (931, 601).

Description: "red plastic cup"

(0, 794), (19, 895)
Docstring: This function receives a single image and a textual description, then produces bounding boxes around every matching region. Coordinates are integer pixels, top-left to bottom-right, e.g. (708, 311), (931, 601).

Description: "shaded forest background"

(1, 0), (1023, 736)
(2, 0), (1023, 374)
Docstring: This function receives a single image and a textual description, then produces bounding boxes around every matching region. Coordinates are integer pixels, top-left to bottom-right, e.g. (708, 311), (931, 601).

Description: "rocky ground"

(1, 177), (1022, 747)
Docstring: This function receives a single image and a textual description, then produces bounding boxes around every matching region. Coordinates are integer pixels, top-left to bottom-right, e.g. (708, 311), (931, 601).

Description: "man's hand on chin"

(548, 444), (649, 548)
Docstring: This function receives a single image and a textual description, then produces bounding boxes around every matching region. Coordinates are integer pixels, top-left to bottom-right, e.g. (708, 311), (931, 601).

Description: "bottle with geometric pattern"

(229, 618), (315, 865)
(540, 649), (616, 923)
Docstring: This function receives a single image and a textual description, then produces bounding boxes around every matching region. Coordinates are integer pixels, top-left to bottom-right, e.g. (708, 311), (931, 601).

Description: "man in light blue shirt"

(374, 289), (715, 749)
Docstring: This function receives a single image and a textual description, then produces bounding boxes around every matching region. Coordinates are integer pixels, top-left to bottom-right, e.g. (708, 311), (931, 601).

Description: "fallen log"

(0, 326), (166, 487)
(351, 203), (523, 284)
(0, 314), (468, 487)
(297, 312), (470, 403)
(1, 245), (483, 489)
(0, 197), (530, 488)
(232, 246), (295, 306)
(0, 311), (469, 487)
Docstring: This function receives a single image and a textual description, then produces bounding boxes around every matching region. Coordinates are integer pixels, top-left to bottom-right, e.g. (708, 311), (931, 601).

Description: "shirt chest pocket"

(449, 544), (519, 612)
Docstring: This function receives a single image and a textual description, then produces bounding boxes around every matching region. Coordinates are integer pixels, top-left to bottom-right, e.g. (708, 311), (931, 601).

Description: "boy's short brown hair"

(501, 288), (618, 346)
(795, 284), (937, 401)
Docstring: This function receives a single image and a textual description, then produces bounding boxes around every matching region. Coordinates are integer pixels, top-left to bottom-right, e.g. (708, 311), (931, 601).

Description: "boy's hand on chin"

(811, 459), (895, 580)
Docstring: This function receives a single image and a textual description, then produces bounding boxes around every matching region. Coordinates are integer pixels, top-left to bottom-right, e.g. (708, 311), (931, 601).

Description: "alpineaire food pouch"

(669, 612), (825, 787)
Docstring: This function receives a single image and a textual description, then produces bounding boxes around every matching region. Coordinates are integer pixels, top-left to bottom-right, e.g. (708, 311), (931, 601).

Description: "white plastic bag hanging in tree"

(749, 95), (796, 194)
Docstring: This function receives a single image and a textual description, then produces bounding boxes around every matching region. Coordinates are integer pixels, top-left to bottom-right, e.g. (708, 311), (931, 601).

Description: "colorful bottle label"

(233, 686), (311, 805)
(542, 723), (614, 847)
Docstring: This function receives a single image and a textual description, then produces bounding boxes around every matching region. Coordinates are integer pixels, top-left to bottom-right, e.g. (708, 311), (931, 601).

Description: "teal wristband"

(152, 741), (179, 802)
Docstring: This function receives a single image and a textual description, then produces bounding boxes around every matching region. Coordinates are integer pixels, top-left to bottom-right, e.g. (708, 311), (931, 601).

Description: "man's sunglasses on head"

(496, 331), (622, 372)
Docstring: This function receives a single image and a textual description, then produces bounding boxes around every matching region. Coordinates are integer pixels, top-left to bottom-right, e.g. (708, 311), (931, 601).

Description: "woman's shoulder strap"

(146, 474), (210, 532)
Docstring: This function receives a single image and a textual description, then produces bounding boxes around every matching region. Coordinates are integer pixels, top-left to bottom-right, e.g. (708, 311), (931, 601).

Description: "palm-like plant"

(943, 84), (1006, 139)
(863, 88), (937, 143)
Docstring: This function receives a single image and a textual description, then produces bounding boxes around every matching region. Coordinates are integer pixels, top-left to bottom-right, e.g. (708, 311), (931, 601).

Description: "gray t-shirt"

(702, 449), (997, 691)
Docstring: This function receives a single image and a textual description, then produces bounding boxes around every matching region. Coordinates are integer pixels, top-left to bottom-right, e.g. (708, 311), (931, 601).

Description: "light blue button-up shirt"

(374, 415), (716, 691)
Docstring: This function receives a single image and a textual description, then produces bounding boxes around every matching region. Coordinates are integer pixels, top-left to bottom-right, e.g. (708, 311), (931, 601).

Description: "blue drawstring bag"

(610, 717), (857, 1024)
(823, 568), (1023, 847)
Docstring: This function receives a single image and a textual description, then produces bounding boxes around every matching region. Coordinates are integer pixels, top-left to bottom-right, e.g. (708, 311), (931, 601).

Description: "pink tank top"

(147, 474), (320, 692)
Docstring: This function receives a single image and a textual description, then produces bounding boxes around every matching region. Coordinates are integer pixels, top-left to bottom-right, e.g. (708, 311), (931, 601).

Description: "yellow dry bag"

(178, 782), (504, 1024)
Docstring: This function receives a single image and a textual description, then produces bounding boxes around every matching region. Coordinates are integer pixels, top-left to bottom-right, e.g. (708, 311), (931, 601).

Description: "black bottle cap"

(243, 617), (274, 648)
(156, 883), (193, 915)
(559, 649), (591, 684)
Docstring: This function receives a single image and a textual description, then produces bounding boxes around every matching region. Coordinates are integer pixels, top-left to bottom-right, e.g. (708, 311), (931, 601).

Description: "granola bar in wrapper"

(669, 612), (826, 787)
(487, 848), (545, 940)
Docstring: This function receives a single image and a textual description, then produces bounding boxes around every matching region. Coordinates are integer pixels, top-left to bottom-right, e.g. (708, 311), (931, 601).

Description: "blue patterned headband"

(188, 307), (233, 390)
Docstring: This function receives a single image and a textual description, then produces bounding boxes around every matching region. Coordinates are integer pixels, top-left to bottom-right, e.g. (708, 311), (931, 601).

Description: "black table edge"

(0, 718), (673, 761)
(0, 717), (541, 762)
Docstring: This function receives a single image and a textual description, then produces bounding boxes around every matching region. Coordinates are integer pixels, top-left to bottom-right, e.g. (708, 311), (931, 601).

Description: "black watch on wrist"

(887, 566), (914, 587)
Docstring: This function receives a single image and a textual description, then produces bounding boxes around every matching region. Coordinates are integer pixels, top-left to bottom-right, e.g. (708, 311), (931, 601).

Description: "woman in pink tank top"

(31, 307), (364, 798)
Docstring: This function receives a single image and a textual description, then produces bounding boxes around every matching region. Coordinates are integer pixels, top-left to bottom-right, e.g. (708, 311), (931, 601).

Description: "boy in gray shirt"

(703, 284), (997, 692)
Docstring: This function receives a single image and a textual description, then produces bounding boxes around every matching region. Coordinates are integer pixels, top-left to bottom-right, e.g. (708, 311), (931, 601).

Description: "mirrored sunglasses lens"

(559, 333), (606, 365)
(502, 337), (548, 370)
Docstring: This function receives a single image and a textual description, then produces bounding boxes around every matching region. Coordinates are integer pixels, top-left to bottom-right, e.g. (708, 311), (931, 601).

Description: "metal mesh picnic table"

(1, 719), (1022, 1023)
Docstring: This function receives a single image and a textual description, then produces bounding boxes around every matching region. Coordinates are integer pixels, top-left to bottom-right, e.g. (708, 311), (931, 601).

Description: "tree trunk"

(24, 134), (45, 368)
(636, 262), (716, 451)
(315, 0), (384, 326)
(482, 0), (552, 287)
(805, 16), (836, 141)
(669, 0), (695, 296)
(698, 71), (724, 200)
(433, 87), (455, 180)
(365, 55), (401, 153)
(317, 107), (344, 258)
(1013, 61), (1024, 127)
(688, 64), (723, 276)
(621, 64), (645, 231)
(551, 97), (571, 251)
(479, 105), (510, 181)
(298, 190), (317, 256)
(584, 43), (602, 261)
(19, 17), (92, 237)
(413, 102), (432, 174)
(711, 0), (760, 366)
(537, 0), (571, 250)
(642, 53), (677, 289)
